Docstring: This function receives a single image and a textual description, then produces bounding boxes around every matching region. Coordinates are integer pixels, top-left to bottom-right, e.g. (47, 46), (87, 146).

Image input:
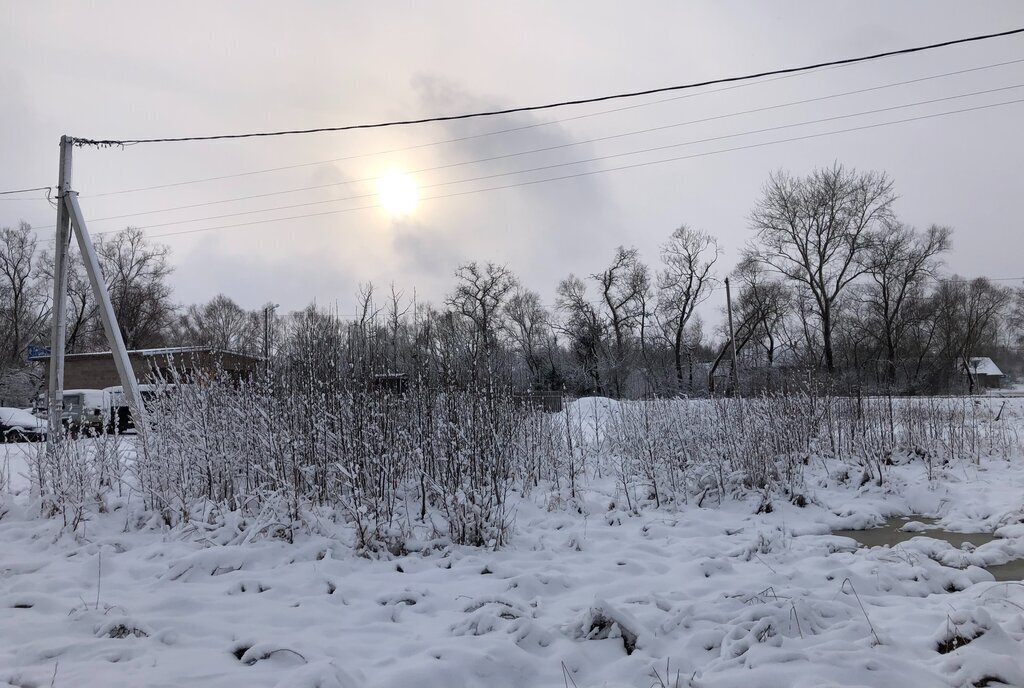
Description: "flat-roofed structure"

(31, 346), (261, 390)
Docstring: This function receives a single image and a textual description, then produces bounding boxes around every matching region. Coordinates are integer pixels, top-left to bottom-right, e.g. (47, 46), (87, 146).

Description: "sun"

(375, 170), (418, 216)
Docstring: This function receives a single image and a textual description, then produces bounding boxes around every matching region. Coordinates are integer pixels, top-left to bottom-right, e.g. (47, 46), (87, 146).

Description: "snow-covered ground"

(2, 399), (1024, 688)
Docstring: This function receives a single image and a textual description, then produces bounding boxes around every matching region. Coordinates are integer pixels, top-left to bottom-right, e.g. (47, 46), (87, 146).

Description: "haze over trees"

(2, 163), (1021, 405)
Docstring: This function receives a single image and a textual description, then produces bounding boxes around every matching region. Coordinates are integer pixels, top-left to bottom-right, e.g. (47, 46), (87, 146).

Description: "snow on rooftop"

(967, 356), (1004, 376)
(29, 346), (259, 361)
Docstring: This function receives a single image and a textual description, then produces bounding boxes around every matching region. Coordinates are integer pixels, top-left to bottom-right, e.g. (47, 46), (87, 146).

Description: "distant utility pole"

(724, 277), (740, 394)
(263, 303), (279, 370)
(48, 136), (143, 449)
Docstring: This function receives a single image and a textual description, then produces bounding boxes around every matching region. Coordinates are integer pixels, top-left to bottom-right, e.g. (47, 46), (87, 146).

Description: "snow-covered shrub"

(32, 431), (128, 528)
(132, 368), (544, 549)
(30, 376), (1018, 547)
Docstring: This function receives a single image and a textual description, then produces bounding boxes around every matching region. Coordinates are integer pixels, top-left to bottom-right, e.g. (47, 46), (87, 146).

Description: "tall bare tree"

(447, 262), (517, 382)
(748, 163), (896, 373)
(177, 294), (260, 354)
(386, 283), (411, 373)
(556, 274), (605, 393)
(64, 259), (102, 353)
(505, 287), (551, 388)
(863, 223), (951, 385)
(933, 277), (1011, 393)
(657, 226), (719, 390)
(591, 246), (647, 396)
(732, 257), (791, 367)
(0, 222), (49, 364)
(96, 228), (176, 349)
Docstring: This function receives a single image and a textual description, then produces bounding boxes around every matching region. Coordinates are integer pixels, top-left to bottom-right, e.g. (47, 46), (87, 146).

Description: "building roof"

(965, 357), (1004, 376)
(29, 346), (261, 362)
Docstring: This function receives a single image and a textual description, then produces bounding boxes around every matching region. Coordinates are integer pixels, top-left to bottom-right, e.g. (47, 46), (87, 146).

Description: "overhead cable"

(132, 97), (1024, 241)
(30, 83), (1021, 234)
(84, 56), (1024, 197)
(70, 27), (1024, 147)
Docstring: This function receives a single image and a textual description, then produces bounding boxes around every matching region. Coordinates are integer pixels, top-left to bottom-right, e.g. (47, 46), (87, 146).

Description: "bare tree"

(1009, 286), (1024, 349)
(591, 246), (647, 396)
(386, 283), (410, 373)
(933, 277), (1011, 393)
(863, 223), (951, 386)
(96, 228), (176, 348)
(657, 226), (719, 390)
(556, 274), (605, 393)
(177, 294), (260, 354)
(707, 263), (790, 393)
(446, 262), (517, 382)
(0, 222), (50, 365)
(733, 257), (791, 367)
(505, 287), (551, 388)
(64, 259), (102, 353)
(748, 163), (896, 373)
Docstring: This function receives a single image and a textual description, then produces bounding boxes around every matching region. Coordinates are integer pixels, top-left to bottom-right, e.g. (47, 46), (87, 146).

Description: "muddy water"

(832, 517), (999, 549)
(985, 560), (1024, 582)
(831, 516), (1022, 582)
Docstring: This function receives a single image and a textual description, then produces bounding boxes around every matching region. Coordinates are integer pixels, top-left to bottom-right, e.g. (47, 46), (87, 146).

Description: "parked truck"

(61, 389), (107, 435)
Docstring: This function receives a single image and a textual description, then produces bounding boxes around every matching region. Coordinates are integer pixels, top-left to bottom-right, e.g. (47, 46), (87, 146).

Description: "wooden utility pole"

(725, 277), (740, 394)
(47, 136), (144, 451)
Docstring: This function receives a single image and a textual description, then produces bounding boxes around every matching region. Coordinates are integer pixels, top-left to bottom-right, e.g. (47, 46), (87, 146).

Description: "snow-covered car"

(0, 407), (47, 443)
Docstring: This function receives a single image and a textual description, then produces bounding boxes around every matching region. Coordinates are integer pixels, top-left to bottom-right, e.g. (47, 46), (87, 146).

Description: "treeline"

(3, 163), (1024, 404)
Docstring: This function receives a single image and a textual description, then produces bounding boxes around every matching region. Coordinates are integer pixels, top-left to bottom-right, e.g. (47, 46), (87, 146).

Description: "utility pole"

(47, 137), (73, 442)
(263, 303), (279, 371)
(47, 136), (144, 452)
(725, 277), (740, 395)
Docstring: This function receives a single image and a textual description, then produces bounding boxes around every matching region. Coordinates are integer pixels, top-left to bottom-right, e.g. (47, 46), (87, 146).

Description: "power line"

(61, 62), (1024, 229)
(85, 67), (848, 198)
(83, 56), (1024, 198)
(0, 186), (51, 197)
(70, 27), (1024, 147)
(123, 96), (1019, 241)
(34, 83), (1021, 235)
(28, 94), (1024, 243)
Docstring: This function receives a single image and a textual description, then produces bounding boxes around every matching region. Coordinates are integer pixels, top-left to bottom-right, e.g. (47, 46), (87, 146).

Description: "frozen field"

(2, 397), (1024, 688)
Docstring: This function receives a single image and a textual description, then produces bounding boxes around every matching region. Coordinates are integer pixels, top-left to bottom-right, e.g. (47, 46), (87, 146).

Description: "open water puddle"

(831, 516), (1022, 582)
(985, 560), (1024, 582)
(832, 517), (999, 549)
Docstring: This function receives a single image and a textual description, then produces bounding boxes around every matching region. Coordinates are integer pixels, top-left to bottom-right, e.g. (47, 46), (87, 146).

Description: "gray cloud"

(3, 1), (1024, 321)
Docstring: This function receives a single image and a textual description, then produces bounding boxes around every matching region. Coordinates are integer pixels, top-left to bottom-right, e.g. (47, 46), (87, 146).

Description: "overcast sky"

(3, 2), (1024, 327)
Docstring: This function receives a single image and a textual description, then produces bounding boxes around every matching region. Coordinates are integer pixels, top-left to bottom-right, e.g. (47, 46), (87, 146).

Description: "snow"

(2, 400), (1024, 687)
(63, 390), (106, 407)
(0, 407), (44, 430)
(966, 357), (1004, 377)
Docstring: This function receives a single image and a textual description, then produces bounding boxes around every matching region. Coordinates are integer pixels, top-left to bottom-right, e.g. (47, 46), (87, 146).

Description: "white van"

(102, 384), (171, 433)
(62, 388), (106, 434)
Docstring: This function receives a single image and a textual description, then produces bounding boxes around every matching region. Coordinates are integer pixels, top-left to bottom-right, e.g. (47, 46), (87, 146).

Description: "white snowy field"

(3, 398), (1024, 688)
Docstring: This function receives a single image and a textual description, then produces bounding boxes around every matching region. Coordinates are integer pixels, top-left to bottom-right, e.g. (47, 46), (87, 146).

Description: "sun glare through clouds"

(375, 169), (419, 216)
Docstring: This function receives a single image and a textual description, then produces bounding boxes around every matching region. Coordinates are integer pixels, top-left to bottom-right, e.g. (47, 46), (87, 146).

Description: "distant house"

(512, 390), (565, 413)
(961, 356), (1005, 390)
(31, 346), (262, 392)
(372, 372), (409, 395)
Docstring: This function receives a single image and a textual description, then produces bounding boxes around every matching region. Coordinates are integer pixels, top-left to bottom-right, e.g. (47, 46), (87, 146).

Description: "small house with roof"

(961, 356), (1005, 390)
